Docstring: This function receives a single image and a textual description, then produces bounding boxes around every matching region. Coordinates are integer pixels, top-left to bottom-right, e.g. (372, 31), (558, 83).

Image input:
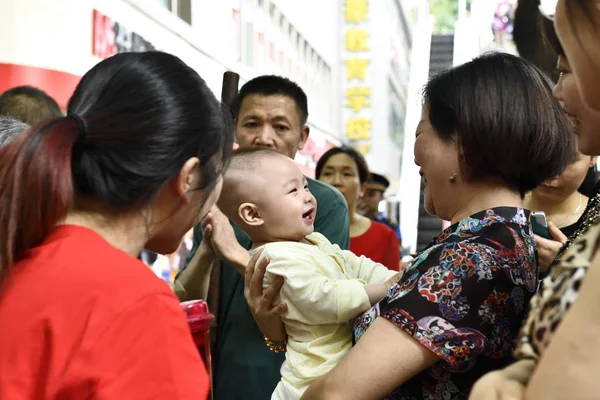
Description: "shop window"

(388, 84), (406, 147)
(158, 0), (192, 24)
(177, 0), (192, 24)
(154, 0), (171, 8)
(232, 8), (242, 62)
(304, 44), (311, 66)
(243, 21), (254, 67)
(299, 39), (305, 64)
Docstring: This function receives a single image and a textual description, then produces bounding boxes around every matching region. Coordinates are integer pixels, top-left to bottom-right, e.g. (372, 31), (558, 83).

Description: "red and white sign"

(295, 136), (336, 178)
(92, 9), (156, 60)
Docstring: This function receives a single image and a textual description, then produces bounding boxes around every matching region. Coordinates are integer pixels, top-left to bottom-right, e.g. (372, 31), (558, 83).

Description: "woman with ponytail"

(0, 51), (232, 399)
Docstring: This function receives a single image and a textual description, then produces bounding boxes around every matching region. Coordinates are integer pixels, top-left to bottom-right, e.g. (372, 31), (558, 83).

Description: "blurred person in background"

(523, 147), (596, 274)
(316, 147), (400, 271)
(0, 85), (62, 125)
(470, 6), (600, 399)
(361, 172), (403, 255)
(0, 116), (29, 147)
(528, 2), (600, 397)
(517, 8), (598, 276)
(0, 51), (232, 399)
(492, 0), (517, 48)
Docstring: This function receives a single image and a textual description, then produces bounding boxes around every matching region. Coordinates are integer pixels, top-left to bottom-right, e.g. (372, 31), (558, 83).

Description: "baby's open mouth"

(302, 208), (315, 220)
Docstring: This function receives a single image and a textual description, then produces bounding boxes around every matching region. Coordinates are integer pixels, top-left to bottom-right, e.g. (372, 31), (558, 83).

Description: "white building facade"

(0, 0), (352, 281)
(0, 0), (343, 176)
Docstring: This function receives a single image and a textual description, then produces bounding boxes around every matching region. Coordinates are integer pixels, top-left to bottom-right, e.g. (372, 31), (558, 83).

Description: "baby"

(217, 148), (400, 400)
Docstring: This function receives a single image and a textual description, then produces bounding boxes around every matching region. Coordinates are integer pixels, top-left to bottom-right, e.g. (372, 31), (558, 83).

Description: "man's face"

(362, 189), (384, 216)
(235, 94), (309, 159)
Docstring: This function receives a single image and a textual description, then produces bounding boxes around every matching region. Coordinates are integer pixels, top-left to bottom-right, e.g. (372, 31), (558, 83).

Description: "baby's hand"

(400, 255), (415, 272)
(365, 273), (403, 306)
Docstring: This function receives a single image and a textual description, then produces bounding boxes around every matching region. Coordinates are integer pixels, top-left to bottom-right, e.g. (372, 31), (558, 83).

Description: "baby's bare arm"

(364, 272), (402, 305)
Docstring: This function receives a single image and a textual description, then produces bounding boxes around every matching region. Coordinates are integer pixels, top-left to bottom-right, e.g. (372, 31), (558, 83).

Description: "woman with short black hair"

(246, 52), (574, 400)
(421, 52), (574, 197)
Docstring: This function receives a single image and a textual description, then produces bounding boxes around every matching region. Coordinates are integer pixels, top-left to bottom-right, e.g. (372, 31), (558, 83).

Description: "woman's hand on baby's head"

(245, 250), (287, 342)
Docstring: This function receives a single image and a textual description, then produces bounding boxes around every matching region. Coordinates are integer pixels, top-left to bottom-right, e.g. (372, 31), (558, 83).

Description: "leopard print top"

(516, 192), (600, 360)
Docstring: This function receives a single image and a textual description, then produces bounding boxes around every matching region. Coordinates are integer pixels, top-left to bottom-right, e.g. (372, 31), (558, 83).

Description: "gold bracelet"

(264, 336), (287, 353)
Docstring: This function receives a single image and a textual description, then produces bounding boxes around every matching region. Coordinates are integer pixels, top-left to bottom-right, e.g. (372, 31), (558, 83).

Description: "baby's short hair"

(219, 147), (286, 221)
(227, 146), (283, 175)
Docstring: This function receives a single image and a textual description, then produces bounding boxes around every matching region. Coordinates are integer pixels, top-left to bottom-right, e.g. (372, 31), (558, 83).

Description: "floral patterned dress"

(353, 208), (538, 399)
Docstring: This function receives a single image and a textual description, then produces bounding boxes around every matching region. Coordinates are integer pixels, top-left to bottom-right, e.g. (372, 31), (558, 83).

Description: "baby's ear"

(239, 203), (264, 226)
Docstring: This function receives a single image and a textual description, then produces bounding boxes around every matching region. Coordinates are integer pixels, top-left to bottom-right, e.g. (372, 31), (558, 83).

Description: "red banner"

(0, 63), (81, 109)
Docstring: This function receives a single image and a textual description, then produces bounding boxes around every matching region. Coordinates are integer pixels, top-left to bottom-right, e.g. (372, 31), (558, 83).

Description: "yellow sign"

(345, 29), (369, 52)
(344, 0), (369, 23)
(355, 143), (371, 155)
(345, 87), (371, 112)
(345, 58), (369, 81)
(343, 0), (370, 155)
(346, 117), (371, 141)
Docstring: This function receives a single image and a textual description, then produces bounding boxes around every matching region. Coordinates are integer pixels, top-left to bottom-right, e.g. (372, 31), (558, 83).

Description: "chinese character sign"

(342, 0), (371, 156)
(92, 9), (155, 59)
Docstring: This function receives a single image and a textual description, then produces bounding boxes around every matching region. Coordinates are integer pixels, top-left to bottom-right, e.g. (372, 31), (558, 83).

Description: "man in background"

(361, 172), (402, 253)
(0, 86), (62, 125)
(0, 116), (29, 147)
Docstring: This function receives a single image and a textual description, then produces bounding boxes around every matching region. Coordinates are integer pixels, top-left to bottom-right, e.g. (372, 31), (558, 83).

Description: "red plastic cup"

(181, 300), (214, 393)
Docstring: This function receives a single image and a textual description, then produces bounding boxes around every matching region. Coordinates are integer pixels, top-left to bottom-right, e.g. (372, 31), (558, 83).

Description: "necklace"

(555, 189), (600, 261)
(551, 193), (583, 228)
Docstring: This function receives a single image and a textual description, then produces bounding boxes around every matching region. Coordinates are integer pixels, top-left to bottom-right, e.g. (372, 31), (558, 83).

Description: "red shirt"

(350, 220), (400, 271)
(0, 225), (209, 400)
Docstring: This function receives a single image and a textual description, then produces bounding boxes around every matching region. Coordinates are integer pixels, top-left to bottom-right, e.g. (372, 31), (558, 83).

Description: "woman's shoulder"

(0, 227), (181, 350)
(455, 207), (532, 243)
(368, 219), (397, 235)
(455, 209), (535, 258)
(23, 225), (175, 301)
(412, 207), (537, 288)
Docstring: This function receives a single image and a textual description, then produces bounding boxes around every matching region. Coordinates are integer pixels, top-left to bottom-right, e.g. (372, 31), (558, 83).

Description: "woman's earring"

(449, 173), (457, 183)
